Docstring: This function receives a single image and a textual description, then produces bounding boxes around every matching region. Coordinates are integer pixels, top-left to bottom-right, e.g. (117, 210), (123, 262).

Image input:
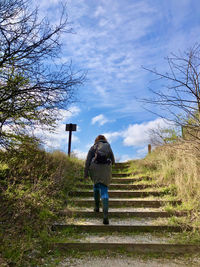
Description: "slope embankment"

(0, 143), (84, 266)
(1, 141), (200, 266)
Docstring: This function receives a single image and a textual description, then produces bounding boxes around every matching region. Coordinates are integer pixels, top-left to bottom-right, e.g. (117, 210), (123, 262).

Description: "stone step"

(53, 242), (200, 254)
(52, 224), (186, 232)
(79, 184), (158, 190)
(69, 190), (164, 198)
(71, 199), (181, 208)
(59, 210), (187, 218)
(111, 177), (152, 183)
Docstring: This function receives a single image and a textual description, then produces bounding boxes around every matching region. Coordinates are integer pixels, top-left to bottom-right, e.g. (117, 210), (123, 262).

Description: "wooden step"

(52, 224), (186, 232)
(112, 172), (141, 179)
(111, 177), (152, 183)
(114, 163), (129, 169)
(69, 190), (164, 198)
(71, 199), (181, 208)
(79, 184), (158, 190)
(112, 173), (151, 178)
(112, 173), (132, 177)
(53, 242), (200, 254)
(59, 210), (187, 218)
(112, 173), (146, 178)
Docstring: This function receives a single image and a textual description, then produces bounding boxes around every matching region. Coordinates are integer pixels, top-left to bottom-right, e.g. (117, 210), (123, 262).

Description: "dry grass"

(129, 141), (200, 229)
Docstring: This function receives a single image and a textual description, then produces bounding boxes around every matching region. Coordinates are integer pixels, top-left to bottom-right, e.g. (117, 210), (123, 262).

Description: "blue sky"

(34, 0), (200, 161)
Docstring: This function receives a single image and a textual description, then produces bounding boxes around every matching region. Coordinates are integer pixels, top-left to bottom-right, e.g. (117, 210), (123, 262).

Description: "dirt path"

(59, 255), (200, 267)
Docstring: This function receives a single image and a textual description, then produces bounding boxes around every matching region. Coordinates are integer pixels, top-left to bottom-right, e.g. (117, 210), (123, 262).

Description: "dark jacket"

(84, 140), (115, 187)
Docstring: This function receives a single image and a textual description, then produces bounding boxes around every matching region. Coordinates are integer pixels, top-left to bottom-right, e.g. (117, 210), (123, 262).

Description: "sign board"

(66, 123), (77, 132)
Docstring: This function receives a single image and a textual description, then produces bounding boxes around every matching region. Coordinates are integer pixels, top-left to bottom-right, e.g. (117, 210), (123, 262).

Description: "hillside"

(0, 141), (200, 266)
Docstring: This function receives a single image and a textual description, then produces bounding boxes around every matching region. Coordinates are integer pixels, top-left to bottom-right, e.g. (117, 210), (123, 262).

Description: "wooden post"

(66, 123), (77, 157)
(148, 144), (151, 154)
(68, 130), (72, 156)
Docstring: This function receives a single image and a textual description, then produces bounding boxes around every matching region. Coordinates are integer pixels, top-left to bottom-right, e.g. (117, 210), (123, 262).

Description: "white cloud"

(59, 106), (81, 123)
(57, 0), (161, 112)
(34, 123), (80, 151)
(33, 116), (172, 152)
(104, 131), (122, 143)
(91, 114), (111, 126)
(123, 118), (170, 147)
(86, 143), (93, 149)
(72, 149), (87, 160)
(95, 85), (108, 97)
(94, 5), (105, 17)
(34, 106), (81, 150)
(99, 18), (108, 27)
(33, 0), (200, 117)
(119, 154), (133, 162)
(101, 118), (171, 148)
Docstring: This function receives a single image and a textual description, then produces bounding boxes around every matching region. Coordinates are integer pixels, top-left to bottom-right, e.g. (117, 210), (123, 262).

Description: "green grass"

(0, 143), (85, 266)
(171, 231), (200, 245)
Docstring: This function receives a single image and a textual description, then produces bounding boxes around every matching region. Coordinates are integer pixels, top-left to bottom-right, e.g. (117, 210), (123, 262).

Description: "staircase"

(52, 162), (200, 255)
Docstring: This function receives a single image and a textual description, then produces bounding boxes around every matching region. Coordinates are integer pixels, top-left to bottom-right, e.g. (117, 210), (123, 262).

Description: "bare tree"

(0, 0), (84, 149)
(148, 125), (180, 147)
(143, 44), (200, 142)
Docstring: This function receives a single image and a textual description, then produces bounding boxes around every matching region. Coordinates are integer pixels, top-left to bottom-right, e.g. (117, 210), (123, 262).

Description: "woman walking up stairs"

(84, 135), (115, 224)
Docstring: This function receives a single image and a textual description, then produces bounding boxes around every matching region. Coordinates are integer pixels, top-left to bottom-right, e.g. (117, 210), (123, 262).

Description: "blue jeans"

(93, 183), (109, 199)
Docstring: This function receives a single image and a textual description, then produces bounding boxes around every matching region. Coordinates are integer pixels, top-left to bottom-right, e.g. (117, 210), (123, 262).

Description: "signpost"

(65, 123), (77, 157)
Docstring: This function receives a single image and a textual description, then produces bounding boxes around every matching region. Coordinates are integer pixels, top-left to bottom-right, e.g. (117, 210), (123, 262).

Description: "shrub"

(0, 142), (84, 266)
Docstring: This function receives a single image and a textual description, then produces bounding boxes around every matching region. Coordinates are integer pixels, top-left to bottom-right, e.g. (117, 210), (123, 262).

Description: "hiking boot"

(103, 218), (109, 225)
(94, 207), (99, 212)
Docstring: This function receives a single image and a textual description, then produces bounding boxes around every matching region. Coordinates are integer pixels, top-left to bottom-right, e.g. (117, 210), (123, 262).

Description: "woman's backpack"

(94, 142), (111, 164)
